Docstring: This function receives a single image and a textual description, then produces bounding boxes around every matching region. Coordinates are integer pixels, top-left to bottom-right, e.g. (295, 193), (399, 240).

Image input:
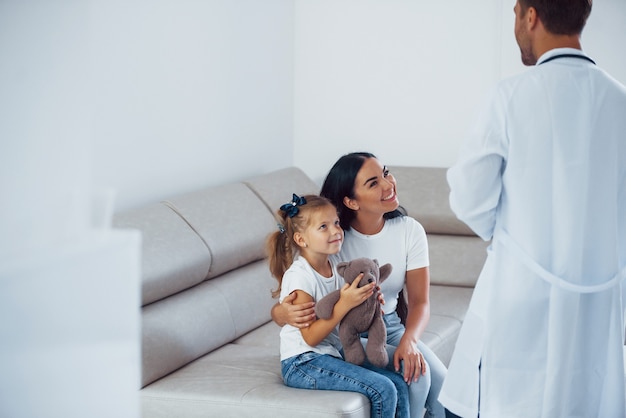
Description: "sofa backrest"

(164, 182), (271, 279)
(243, 166), (321, 213)
(389, 166), (489, 287)
(113, 203), (211, 306)
(113, 167), (319, 388)
(389, 166), (472, 235)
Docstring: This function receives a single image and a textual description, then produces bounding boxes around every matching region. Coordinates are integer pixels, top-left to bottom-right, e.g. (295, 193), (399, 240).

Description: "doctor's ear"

(526, 6), (540, 30)
(343, 196), (359, 211)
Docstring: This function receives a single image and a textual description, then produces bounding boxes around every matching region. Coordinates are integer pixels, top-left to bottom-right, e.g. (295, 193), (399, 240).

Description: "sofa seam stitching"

(160, 200), (213, 278)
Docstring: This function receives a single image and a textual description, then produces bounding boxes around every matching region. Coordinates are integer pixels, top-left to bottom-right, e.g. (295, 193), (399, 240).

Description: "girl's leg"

(360, 335), (415, 418)
(362, 363), (410, 418)
(282, 352), (398, 418)
(384, 312), (447, 418)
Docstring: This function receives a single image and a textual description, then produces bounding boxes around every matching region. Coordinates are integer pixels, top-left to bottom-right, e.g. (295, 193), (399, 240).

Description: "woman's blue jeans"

(362, 312), (447, 418)
(281, 351), (410, 418)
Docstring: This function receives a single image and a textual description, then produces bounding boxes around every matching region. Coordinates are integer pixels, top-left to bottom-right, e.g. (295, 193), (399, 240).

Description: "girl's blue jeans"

(281, 350), (410, 418)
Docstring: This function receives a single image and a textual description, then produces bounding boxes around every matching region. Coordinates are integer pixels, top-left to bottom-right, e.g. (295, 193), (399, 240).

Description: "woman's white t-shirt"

(340, 216), (429, 314)
(279, 255), (344, 361)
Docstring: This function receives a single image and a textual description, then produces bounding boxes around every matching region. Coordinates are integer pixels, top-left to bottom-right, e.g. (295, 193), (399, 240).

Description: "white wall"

(1, 0), (93, 256)
(85, 0), (626, 210)
(294, 0), (626, 185)
(3, 0), (625, 214)
(91, 0), (295, 211)
(1, 2), (141, 417)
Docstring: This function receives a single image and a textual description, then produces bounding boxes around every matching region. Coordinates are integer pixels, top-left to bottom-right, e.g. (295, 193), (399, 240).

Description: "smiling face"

(345, 157), (399, 217)
(296, 204), (344, 256)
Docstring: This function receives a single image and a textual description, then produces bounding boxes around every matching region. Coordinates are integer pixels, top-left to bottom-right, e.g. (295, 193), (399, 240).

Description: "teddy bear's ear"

(378, 263), (393, 282)
(372, 259), (380, 268)
(337, 261), (349, 278)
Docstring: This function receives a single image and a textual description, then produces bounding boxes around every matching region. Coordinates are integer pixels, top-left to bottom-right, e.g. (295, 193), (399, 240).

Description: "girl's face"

(297, 205), (344, 255)
(347, 157), (399, 216)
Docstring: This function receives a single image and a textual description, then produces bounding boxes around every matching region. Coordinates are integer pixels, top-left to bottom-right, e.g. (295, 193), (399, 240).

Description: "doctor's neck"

(534, 32), (583, 60)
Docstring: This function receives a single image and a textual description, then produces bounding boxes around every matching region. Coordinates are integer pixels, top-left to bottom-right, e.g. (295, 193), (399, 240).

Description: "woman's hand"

(393, 336), (427, 384)
(271, 292), (316, 328)
(376, 285), (385, 312)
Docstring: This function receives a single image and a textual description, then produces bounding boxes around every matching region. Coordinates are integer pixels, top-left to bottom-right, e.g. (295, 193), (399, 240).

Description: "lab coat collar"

(536, 47), (592, 65)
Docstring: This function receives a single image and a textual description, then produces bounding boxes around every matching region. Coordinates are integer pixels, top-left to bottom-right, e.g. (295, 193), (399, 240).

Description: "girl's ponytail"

(266, 210), (294, 298)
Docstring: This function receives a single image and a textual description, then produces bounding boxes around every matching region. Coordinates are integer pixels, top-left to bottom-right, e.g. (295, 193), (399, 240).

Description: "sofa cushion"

(141, 343), (370, 418)
(232, 321), (282, 349)
(421, 314), (460, 367)
(389, 166), (476, 236)
(426, 285), (475, 366)
(141, 260), (275, 387)
(113, 203), (211, 306)
(164, 183), (275, 279)
(428, 234), (488, 287)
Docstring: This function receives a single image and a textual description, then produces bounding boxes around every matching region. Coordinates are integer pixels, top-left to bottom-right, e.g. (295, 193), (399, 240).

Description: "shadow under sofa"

(113, 166), (488, 418)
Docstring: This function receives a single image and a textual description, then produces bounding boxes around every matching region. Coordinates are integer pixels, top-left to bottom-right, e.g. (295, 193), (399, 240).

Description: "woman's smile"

(382, 188), (397, 202)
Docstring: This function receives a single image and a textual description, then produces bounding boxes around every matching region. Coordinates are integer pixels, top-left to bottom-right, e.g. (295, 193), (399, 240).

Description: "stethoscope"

(539, 53), (596, 65)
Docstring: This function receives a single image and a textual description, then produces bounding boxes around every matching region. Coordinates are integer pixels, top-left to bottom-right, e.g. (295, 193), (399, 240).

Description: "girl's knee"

(376, 376), (398, 399)
(365, 378), (398, 418)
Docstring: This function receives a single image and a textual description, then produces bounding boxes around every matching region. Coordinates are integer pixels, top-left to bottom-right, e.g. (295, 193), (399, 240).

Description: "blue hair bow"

(280, 193), (307, 218)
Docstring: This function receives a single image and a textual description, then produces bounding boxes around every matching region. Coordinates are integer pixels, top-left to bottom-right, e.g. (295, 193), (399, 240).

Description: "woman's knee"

(408, 366), (431, 395)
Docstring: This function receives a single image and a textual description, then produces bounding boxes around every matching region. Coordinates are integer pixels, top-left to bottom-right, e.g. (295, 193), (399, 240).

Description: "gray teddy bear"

(316, 257), (392, 368)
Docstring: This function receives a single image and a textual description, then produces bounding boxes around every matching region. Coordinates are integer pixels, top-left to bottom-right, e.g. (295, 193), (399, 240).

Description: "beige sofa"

(113, 166), (489, 418)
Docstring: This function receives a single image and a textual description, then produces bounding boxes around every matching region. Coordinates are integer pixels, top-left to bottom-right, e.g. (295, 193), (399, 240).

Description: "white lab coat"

(440, 48), (626, 418)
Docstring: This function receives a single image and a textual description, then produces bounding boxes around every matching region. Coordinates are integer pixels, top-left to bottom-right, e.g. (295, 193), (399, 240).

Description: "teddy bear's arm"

(315, 290), (341, 320)
(377, 263), (393, 285)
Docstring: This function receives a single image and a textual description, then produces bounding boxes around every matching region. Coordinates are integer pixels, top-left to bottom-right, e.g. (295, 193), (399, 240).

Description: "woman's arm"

(271, 292), (316, 328)
(393, 266), (431, 383)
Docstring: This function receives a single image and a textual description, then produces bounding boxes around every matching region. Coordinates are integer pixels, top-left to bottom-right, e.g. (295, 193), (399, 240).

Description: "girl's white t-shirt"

(279, 254), (344, 361)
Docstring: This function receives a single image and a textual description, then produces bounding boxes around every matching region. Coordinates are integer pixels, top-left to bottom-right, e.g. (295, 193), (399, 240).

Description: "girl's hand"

(393, 336), (427, 383)
(338, 273), (376, 312)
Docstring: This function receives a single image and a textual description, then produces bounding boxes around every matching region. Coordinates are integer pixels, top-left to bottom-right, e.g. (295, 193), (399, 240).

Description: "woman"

(272, 152), (446, 418)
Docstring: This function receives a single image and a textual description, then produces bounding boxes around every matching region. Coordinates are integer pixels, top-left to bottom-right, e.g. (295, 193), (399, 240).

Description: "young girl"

(267, 193), (409, 418)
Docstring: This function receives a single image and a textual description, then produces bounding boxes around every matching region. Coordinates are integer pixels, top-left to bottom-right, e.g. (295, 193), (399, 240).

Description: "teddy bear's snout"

(359, 273), (375, 287)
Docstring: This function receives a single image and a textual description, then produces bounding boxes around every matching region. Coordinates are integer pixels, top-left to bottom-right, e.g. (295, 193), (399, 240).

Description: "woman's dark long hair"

(320, 152), (405, 231)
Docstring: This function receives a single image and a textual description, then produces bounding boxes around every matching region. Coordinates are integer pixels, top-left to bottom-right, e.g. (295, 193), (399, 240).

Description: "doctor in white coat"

(440, 0), (626, 417)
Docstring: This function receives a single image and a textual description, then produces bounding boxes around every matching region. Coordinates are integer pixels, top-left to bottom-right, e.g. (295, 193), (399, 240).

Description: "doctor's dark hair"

(320, 152), (405, 231)
(518, 0), (591, 35)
